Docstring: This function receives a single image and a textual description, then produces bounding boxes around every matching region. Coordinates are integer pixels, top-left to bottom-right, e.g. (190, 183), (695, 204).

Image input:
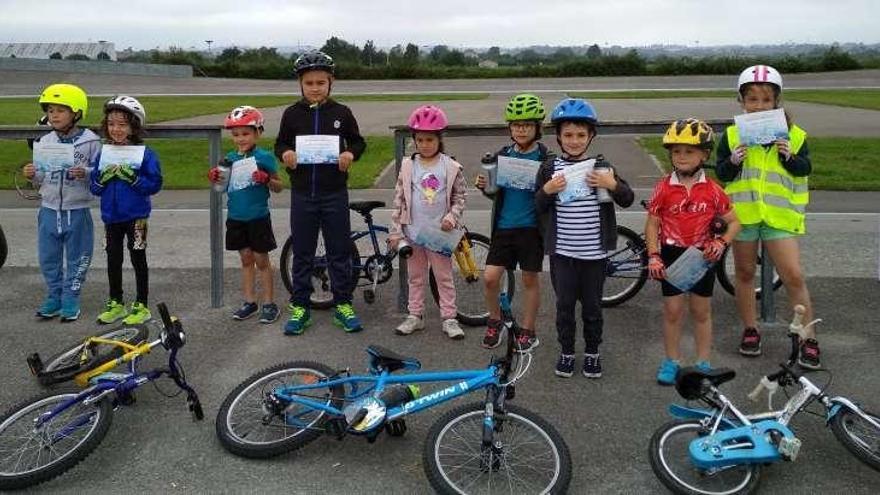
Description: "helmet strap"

(674, 164), (702, 178)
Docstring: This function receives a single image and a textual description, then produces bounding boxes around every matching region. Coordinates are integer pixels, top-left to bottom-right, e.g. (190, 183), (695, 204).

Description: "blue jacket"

(90, 146), (163, 223)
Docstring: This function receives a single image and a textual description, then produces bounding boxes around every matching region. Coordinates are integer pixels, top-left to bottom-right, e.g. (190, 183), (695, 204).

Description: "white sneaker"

(395, 314), (424, 335)
(442, 319), (465, 340)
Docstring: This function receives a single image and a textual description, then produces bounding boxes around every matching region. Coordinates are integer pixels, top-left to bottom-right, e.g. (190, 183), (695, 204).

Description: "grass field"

(638, 136), (880, 191)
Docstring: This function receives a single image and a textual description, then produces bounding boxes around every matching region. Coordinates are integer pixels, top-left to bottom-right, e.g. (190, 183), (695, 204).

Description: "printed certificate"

(734, 108), (790, 146)
(98, 145), (145, 171)
(496, 156), (540, 191)
(296, 135), (340, 164)
(557, 159), (595, 204)
(227, 157), (259, 192)
(33, 142), (75, 173)
(665, 246), (712, 292)
(412, 224), (465, 257)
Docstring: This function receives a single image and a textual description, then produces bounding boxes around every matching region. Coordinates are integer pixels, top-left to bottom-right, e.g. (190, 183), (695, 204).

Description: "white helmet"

(104, 95), (146, 126)
(737, 65), (783, 93)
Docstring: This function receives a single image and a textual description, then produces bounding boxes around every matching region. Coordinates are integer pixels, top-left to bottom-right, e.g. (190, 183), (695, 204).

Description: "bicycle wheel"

(648, 420), (760, 495)
(716, 247), (782, 299)
(216, 361), (345, 459)
(424, 401), (572, 495)
(0, 224), (7, 268)
(602, 225), (648, 307)
(429, 232), (514, 327)
(830, 408), (880, 472)
(280, 234), (360, 310)
(0, 390), (113, 490)
(37, 325), (149, 386)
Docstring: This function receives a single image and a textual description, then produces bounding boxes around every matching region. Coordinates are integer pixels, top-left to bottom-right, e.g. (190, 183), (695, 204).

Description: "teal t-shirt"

(225, 147), (278, 221)
(496, 146), (542, 229)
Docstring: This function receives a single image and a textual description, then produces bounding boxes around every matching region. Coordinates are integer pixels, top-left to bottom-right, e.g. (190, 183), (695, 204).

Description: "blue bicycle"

(215, 319), (571, 494)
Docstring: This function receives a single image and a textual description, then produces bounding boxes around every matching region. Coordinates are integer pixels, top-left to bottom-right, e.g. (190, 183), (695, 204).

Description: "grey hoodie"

(33, 128), (101, 211)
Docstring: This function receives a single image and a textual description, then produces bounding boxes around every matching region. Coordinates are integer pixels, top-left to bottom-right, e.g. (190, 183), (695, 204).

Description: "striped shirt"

(553, 158), (607, 260)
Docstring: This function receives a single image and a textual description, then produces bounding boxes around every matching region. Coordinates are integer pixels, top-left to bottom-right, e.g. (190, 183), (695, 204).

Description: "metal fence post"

(208, 129), (224, 308)
(759, 242), (776, 323)
(394, 129), (408, 313)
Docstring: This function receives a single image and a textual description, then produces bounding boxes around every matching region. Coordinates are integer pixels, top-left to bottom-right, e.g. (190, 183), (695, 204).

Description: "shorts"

(736, 223), (797, 242)
(486, 227), (543, 272)
(660, 244), (716, 298)
(225, 216), (277, 253)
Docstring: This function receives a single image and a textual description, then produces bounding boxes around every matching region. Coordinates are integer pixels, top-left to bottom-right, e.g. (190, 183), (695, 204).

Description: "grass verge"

(566, 89), (880, 111)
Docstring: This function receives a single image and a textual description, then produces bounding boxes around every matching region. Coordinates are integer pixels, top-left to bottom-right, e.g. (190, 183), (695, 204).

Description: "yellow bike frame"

(453, 236), (479, 282)
(72, 337), (154, 388)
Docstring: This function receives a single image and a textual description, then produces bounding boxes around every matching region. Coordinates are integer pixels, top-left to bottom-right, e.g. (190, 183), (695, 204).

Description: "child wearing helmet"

(89, 96), (163, 325)
(209, 106), (283, 323)
(22, 83), (102, 321)
(475, 93), (553, 352)
(716, 65), (820, 368)
(646, 119), (741, 385)
(535, 98), (634, 379)
(389, 105), (467, 339)
(274, 50), (367, 335)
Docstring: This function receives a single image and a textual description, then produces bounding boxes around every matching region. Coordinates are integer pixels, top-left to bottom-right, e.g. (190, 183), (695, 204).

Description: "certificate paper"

(557, 159), (595, 204)
(98, 145), (145, 171)
(665, 246), (712, 292)
(496, 156), (540, 190)
(33, 142), (75, 173)
(227, 157), (259, 192)
(412, 225), (465, 257)
(734, 108), (790, 146)
(296, 135), (340, 164)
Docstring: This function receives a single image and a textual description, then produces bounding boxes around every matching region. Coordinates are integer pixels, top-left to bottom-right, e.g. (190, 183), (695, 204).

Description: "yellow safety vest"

(724, 125), (809, 234)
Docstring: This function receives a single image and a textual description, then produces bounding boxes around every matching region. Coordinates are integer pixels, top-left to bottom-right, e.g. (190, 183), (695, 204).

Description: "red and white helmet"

(224, 106), (264, 130)
(737, 65), (783, 92)
(407, 105), (448, 132)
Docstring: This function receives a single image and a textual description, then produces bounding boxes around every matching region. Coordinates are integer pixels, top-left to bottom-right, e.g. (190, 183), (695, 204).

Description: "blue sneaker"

(554, 354), (575, 378)
(36, 297), (62, 319)
(333, 303), (363, 333)
(232, 301), (259, 321)
(656, 358), (680, 386)
(284, 304), (311, 335)
(59, 298), (81, 322)
(695, 360), (712, 373)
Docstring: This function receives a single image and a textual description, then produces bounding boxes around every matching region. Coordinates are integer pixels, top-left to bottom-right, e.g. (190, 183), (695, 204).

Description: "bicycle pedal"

(26, 353), (44, 375)
(326, 417), (347, 439)
(778, 436), (802, 461)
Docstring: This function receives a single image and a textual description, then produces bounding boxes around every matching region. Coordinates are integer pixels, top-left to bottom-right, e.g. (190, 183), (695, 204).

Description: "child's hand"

(441, 218), (454, 231)
(587, 168), (617, 191)
(543, 173), (567, 194)
(387, 236), (401, 250)
(648, 254), (666, 280)
(252, 169), (270, 184)
(774, 139), (792, 160)
(703, 238), (728, 262)
(474, 174), (486, 190)
(22, 163), (36, 179)
(207, 167), (222, 183)
(338, 151), (354, 172)
(116, 165), (136, 183)
(98, 166), (117, 185)
(67, 167), (87, 180)
(282, 150), (297, 170)
(730, 145), (748, 165)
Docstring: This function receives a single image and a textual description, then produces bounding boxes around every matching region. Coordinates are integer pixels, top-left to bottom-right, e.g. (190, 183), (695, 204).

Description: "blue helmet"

(550, 98), (598, 125)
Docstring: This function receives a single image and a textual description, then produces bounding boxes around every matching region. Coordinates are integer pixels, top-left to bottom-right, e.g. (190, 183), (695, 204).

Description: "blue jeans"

(38, 207), (94, 303)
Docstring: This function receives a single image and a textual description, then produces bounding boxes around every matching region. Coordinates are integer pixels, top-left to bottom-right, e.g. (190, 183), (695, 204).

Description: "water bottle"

(378, 384), (420, 408)
(480, 152), (498, 194)
(212, 159), (232, 193)
(593, 159), (613, 203)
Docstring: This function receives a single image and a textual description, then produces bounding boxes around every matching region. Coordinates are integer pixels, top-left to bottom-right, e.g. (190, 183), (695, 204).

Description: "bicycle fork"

(480, 386), (508, 472)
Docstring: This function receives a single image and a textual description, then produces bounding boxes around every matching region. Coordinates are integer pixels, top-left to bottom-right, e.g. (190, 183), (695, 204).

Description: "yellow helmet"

(662, 118), (714, 150)
(39, 83), (88, 120)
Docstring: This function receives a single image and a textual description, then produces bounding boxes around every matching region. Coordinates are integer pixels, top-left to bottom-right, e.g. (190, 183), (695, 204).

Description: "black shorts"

(660, 244), (716, 297)
(226, 216), (277, 253)
(486, 227), (544, 272)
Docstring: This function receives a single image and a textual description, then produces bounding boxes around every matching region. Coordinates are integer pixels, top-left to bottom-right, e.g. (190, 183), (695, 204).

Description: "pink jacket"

(390, 154), (467, 239)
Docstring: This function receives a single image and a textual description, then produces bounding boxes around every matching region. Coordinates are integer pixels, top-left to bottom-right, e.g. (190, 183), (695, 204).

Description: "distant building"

(478, 59), (499, 68)
(0, 42), (117, 61)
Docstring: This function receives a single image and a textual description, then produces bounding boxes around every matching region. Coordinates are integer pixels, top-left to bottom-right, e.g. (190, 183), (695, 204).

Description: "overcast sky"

(2, 0), (877, 50)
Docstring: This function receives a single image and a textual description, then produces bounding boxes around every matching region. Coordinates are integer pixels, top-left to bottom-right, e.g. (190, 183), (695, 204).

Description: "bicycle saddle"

(349, 201), (386, 215)
(675, 367), (736, 400)
(366, 345), (421, 373)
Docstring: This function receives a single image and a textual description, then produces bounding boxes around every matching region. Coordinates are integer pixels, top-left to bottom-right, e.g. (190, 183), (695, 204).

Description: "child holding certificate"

(208, 106), (282, 323)
(22, 84), (101, 322)
(535, 98), (634, 379)
(389, 105), (467, 340)
(715, 65), (820, 369)
(645, 119), (740, 385)
(475, 94), (552, 352)
(274, 51), (367, 335)
(90, 96), (163, 325)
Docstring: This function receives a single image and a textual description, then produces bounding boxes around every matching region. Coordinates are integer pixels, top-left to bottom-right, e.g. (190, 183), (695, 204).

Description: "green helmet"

(505, 93), (545, 122)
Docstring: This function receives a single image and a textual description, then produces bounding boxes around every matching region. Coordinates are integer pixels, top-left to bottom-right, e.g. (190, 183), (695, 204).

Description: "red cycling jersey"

(648, 171), (731, 248)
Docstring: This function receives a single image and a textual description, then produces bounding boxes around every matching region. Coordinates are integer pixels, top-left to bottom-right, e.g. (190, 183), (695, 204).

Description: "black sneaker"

(232, 301), (259, 320)
(554, 354), (575, 378)
(739, 327), (762, 356)
(798, 338), (821, 370)
(481, 318), (505, 349)
(583, 353), (602, 378)
(259, 303), (280, 324)
(514, 330), (540, 353)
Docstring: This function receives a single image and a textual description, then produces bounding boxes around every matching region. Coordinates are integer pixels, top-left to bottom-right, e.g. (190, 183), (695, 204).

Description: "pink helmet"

(407, 105), (448, 132)
(224, 106), (264, 130)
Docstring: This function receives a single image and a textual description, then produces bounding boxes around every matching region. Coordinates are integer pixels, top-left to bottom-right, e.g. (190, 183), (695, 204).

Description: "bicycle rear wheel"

(38, 325), (149, 386)
(0, 224), (7, 268)
(280, 234), (360, 309)
(830, 408), (880, 472)
(429, 232), (514, 327)
(0, 391), (113, 490)
(602, 226), (648, 307)
(716, 246), (782, 299)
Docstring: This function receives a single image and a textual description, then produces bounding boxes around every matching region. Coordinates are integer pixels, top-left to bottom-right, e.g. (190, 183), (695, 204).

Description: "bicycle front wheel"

(648, 420), (760, 495)
(0, 391), (113, 490)
(602, 226), (648, 307)
(216, 361), (345, 459)
(38, 325), (149, 386)
(280, 234), (360, 309)
(830, 408), (880, 472)
(424, 402), (571, 495)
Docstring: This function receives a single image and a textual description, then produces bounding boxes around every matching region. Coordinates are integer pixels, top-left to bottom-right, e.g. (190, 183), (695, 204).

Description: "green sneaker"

(284, 304), (312, 335)
(97, 299), (128, 325)
(333, 303), (363, 333)
(123, 302), (152, 325)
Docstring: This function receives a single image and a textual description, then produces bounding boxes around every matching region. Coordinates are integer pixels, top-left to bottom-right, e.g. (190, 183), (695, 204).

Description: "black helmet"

(293, 51), (335, 76)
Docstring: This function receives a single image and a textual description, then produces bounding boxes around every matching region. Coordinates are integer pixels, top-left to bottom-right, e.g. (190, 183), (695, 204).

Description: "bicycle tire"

(215, 361), (345, 459)
(830, 408), (880, 472)
(602, 225), (649, 307)
(429, 232), (514, 327)
(0, 390), (113, 490)
(716, 247), (783, 299)
(648, 419), (760, 495)
(37, 325), (149, 386)
(280, 235), (360, 309)
(0, 224), (7, 268)
(424, 401), (572, 495)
